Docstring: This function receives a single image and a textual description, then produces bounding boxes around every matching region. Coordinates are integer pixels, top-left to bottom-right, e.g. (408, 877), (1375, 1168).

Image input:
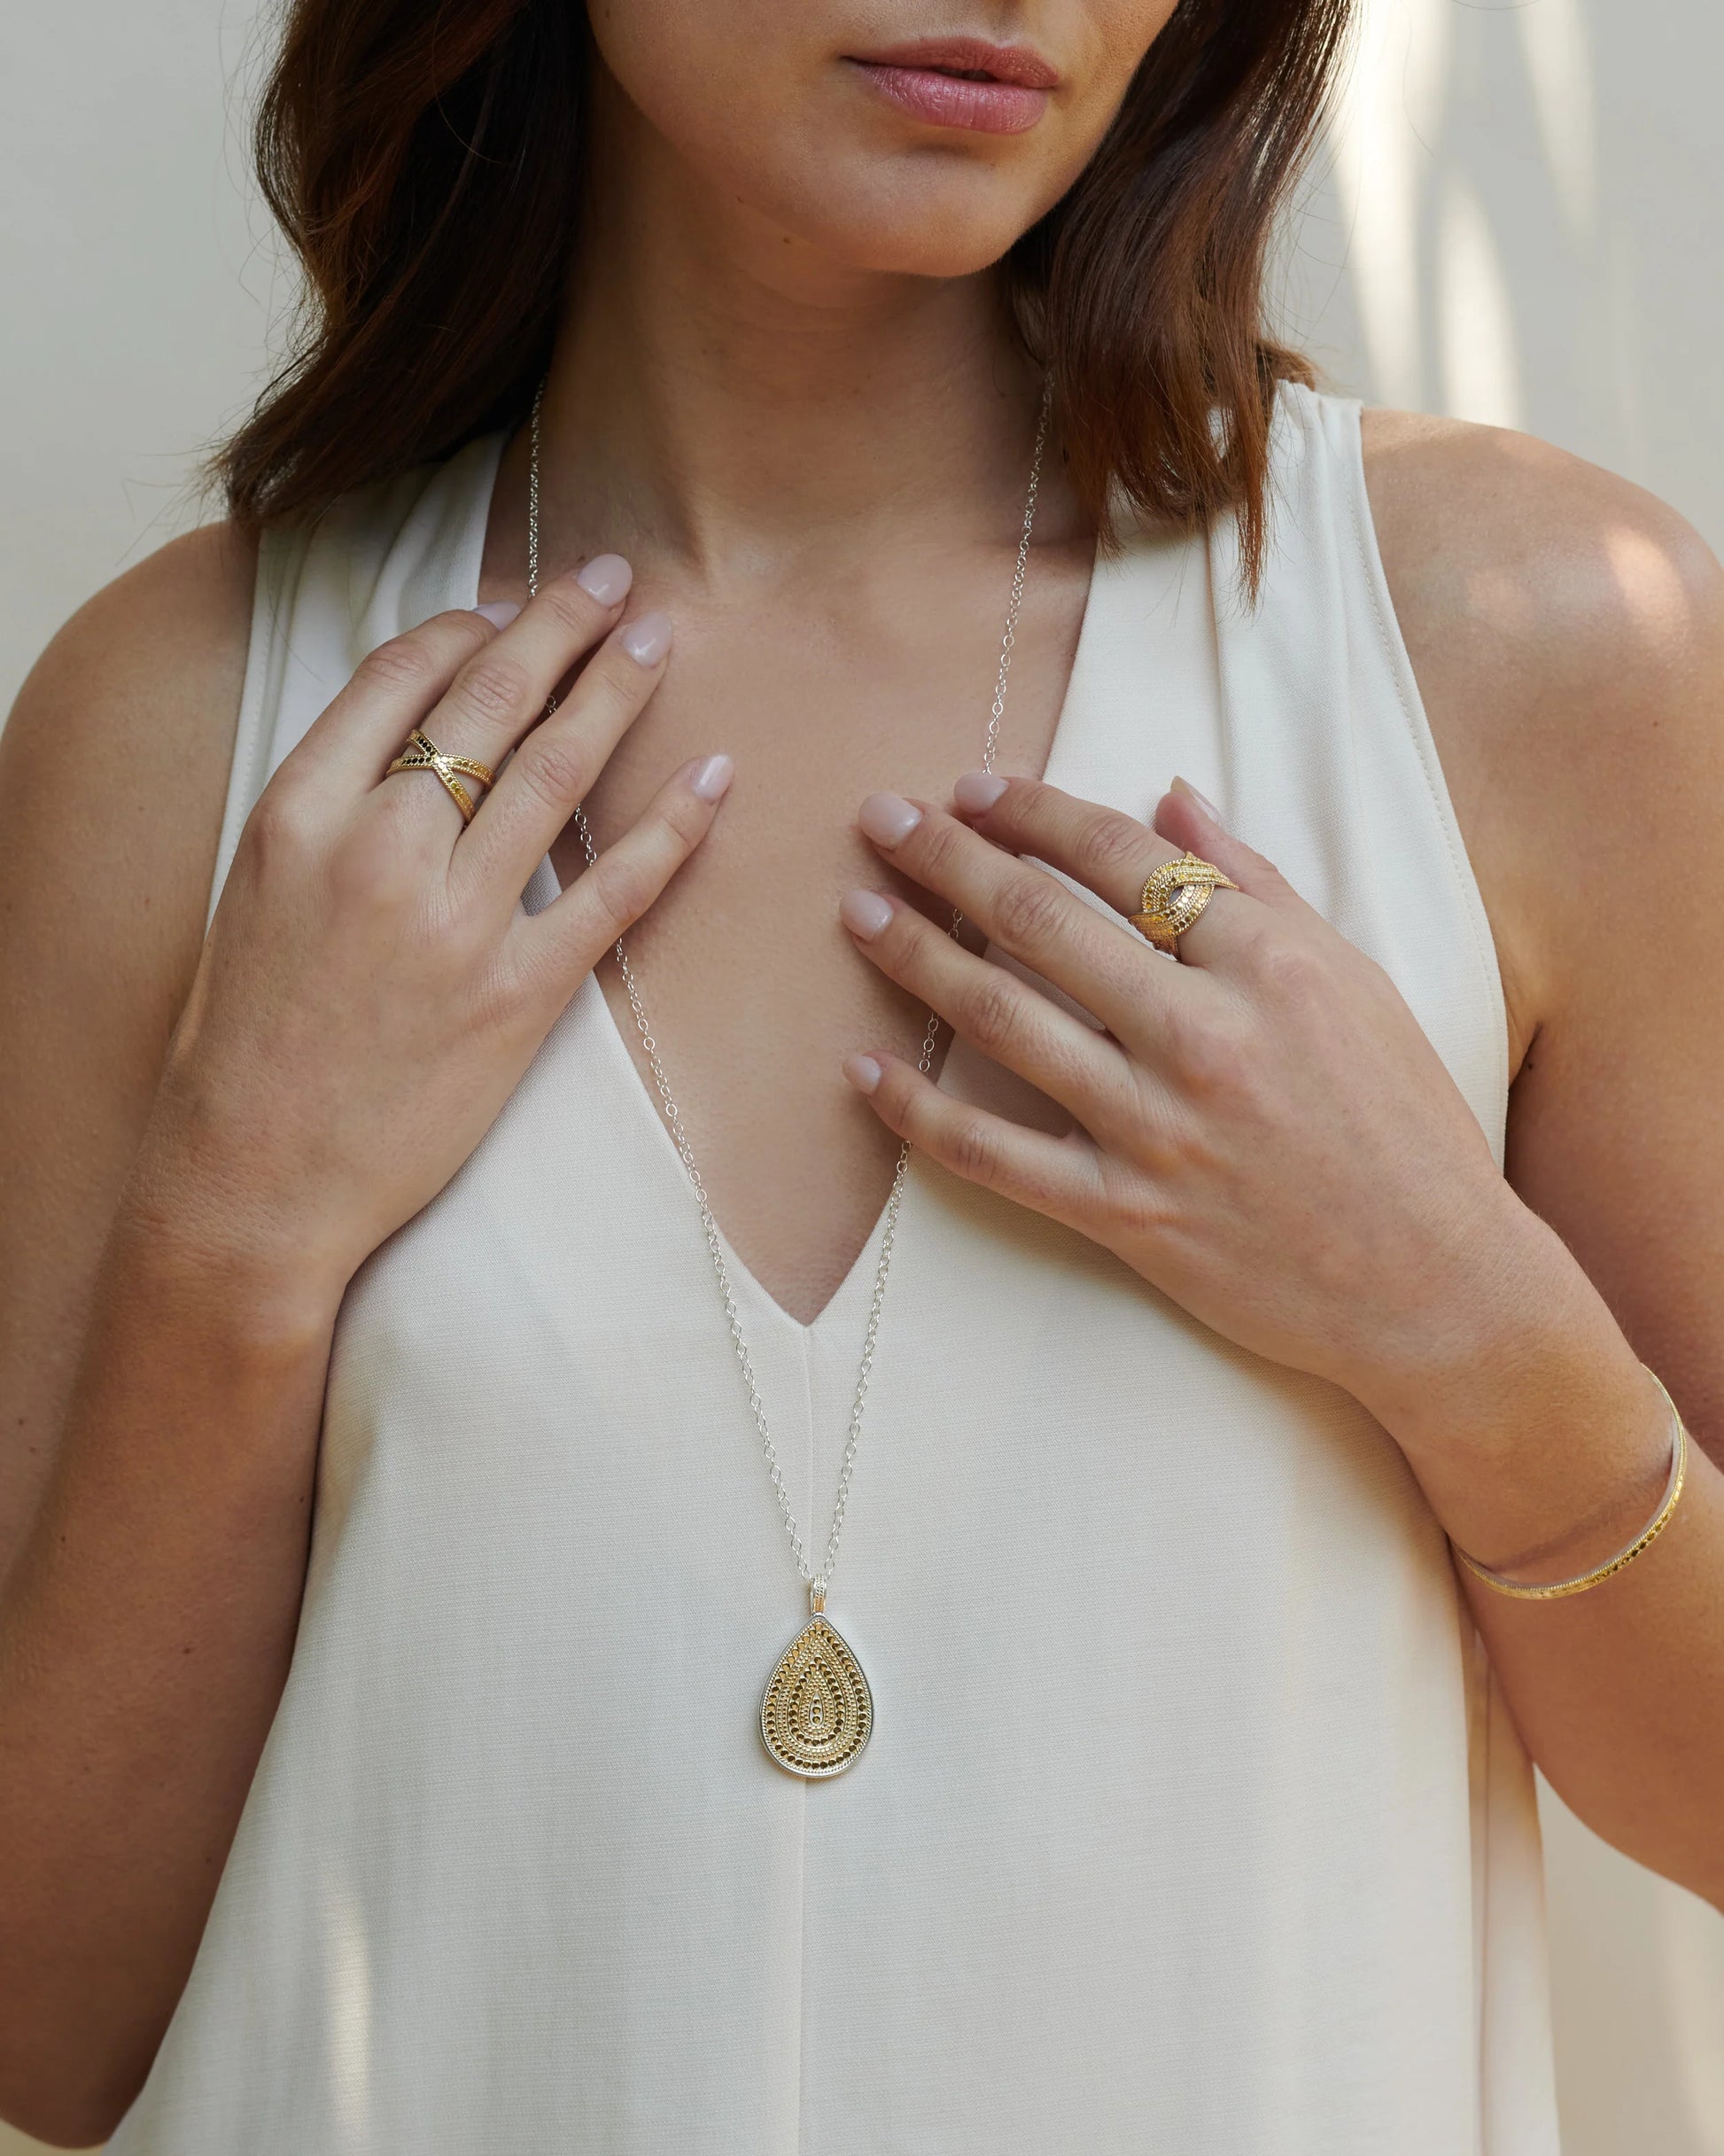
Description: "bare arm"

(0, 525), (255, 1592)
(1363, 410), (1724, 1903)
(0, 547), (722, 2145)
(0, 528), (302, 2147)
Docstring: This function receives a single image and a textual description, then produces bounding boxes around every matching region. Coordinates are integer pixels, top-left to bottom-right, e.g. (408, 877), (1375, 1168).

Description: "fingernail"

(620, 610), (672, 665)
(858, 791), (923, 847)
(1173, 774), (1225, 826)
(843, 1054), (883, 1095)
(840, 888), (895, 940)
(953, 770), (1008, 814)
(577, 554), (633, 605)
(473, 599), (522, 628)
(690, 753), (734, 803)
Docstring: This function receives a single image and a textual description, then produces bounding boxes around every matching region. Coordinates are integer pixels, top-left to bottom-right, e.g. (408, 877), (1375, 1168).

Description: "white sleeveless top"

(113, 385), (1558, 2153)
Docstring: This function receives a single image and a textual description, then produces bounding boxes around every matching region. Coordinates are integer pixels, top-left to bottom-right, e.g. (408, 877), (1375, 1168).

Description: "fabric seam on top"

(1336, 400), (1513, 1124)
(207, 522), (292, 928)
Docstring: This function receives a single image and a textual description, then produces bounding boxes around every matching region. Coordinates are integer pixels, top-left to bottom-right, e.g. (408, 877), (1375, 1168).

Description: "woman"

(1, 0), (1720, 2145)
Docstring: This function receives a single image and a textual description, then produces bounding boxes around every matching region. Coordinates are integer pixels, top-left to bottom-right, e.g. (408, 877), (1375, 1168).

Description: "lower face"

(585, 0), (1184, 278)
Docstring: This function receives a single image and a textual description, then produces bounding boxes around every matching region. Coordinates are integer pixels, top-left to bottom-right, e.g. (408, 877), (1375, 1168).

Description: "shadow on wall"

(1282, 0), (1724, 552)
(1280, 5), (1724, 2152)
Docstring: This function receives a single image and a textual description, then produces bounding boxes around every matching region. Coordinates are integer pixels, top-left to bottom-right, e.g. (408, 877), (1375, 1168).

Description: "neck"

(531, 82), (1054, 580)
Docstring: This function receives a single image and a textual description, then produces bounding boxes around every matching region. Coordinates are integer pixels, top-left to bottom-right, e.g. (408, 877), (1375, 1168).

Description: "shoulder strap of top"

(1206, 383), (1510, 1148)
(207, 435), (505, 926)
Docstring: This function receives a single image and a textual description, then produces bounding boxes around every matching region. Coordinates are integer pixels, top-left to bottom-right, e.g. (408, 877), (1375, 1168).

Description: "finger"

(282, 607), (501, 795)
(855, 790), (1181, 1043)
(455, 610), (674, 903)
(841, 1049), (1103, 1226)
(838, 887), (1140, 1135)
(947, 771), (1265, 970)
(1151, 776), (1319, 925)
(514, 750), (734, 987)
(409, 556), (637, 778)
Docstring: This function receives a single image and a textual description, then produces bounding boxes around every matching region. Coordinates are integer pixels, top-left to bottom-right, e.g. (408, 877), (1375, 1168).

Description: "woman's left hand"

(839, 771), (1568, 1442)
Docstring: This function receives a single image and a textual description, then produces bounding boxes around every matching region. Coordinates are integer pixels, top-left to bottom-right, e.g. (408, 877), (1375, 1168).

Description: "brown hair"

(219, 0), (1351, 581)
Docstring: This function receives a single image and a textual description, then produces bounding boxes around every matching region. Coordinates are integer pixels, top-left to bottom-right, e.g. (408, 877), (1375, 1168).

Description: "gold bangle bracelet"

(1451, 1365), (1689, 1602)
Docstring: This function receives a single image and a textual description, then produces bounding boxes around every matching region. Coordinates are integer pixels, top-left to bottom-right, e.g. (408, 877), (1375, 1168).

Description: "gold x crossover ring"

(1130, 851), (1239, 957)
(384, 730), (498, 824)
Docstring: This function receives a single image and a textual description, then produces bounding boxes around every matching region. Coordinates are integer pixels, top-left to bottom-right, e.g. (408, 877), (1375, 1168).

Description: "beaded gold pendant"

(759, 1597), (873, 1778)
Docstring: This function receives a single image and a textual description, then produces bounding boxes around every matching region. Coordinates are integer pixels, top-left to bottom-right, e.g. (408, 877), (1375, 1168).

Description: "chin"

(588, 4), (1166, 282)
(611, 93), (1113, 282)
(751, 144), (1076, 279)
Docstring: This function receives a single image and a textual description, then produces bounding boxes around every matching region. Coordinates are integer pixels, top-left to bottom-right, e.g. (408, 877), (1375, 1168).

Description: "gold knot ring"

(384, 730), (497, 825)
(1130, 851), (1239, 956)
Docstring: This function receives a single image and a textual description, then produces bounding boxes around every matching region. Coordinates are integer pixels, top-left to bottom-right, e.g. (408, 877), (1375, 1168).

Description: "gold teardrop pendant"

(759, 1611), (873, 1778)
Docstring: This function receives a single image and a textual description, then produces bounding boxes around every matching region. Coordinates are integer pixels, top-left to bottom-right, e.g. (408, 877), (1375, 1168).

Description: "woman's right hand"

(133, 557), (727, 1307)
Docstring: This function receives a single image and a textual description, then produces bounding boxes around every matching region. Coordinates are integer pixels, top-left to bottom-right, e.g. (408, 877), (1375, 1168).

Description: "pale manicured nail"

(1174, 774), (1225, 825)
(843, 1055), (883, 1095)
(840, 888), (895, 939)
(690, 753), (734, 803)
(953, 770), (1008, 814)
(577, 553), (633, 605)
(858, 791), (923, 847)
(620, 611), (672, 665)
(473, 600), (522, 628)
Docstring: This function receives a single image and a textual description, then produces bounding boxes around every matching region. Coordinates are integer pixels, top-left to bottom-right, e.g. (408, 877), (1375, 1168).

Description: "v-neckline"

(456, 430), (1117, 1338)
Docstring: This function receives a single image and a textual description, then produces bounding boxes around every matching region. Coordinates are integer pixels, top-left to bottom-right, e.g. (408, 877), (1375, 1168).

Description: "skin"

(1, 0), (1722, 2141)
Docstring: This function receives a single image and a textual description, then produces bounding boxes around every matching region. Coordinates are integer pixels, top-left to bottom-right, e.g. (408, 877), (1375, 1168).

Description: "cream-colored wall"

(2, 3), (1720, 2151)
(1285, 0), (1723, 549)
(0, 0), (280, 718)
(1280, 7), (1724, 2137)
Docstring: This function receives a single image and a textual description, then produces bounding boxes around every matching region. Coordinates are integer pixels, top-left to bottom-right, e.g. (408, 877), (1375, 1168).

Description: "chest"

(547, 549), (1093, 1323)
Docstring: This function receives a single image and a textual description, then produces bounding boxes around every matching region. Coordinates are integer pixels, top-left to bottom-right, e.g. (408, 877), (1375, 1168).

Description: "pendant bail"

(808, 1580), (827, 1615)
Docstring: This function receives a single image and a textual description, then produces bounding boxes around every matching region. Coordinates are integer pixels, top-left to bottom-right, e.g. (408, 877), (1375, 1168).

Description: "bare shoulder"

(0, 521), (258, 1543)
(1359, 407), (1719, 685)
(4, 517), (257, 850)
(2, 518), (257, 1018)
(1358, 408), (1724, 1050)
(1, 510), (258, 1118)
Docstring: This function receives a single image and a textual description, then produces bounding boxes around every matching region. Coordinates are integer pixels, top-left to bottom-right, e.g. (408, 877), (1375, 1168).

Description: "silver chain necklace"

(527, 379), (1051, 1776)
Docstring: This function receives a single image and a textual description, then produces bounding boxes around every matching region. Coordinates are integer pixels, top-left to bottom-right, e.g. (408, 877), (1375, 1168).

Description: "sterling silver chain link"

(527, 378), (1051, 1607)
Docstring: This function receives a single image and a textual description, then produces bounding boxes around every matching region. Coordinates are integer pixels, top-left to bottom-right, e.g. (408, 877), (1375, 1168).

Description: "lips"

(846, 35), (1060, 136)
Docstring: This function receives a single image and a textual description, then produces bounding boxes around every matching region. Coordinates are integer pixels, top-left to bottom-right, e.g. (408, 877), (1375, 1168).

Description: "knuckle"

(997, 776), (1048, 828)
(450, 654), (531, 725)
(656, 790), (710, 849)
(910, 815), (964, 883)
(947, 1114), (1006, 1187)
(1044, 1027), (1105, 1105)
(539, 574), (605, 640)
(586, 853), (654, 932)
(1120, 1100), (1184, 1183)
(957, 969), (1023, 1055)
(1076, 805), (1151, 880)
(512, 731), (594, 812)
(358, 635), (439, 695)
(1112, 1177), (1176, 1243)
(574, 650), (651, 728)
(1162, 994), (1251, 1097)
(992, 870), (1068, 952)
(1245, 926), (1323, 1005)
(471, 955), (541, 1040)
(241, 787), (319, 867)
